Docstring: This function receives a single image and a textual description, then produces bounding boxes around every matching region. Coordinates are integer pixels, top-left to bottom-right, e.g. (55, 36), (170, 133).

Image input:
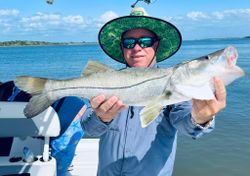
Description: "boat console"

(0, 102), (60, 176)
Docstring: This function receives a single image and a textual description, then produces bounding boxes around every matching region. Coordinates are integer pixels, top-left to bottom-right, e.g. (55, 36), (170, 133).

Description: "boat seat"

(0, 101), (60, 176)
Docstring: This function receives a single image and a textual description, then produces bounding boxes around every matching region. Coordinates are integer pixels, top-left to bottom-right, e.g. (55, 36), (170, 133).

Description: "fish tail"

(15, 76), (51, 118)
(15, 76), (47, 95)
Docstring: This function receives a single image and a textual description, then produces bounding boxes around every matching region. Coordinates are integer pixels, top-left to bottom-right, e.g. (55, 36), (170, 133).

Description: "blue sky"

(0, 0), (249, 42)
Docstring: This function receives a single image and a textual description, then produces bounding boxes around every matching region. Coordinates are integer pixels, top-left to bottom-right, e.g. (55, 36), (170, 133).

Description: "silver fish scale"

(47, 67), (173, 105)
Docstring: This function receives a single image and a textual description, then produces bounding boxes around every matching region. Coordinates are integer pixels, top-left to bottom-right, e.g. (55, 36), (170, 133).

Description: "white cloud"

(1, 8), (249, 41)
(100, 11), (118, 22)
(19, 12), (87, 31)
(164, 8), (250, 27)
(20, 13), (62, 31)
(186, 8), (250, 22)
(0, 9), (19, 16)
(187, 11), (210, 20)
(21, 12), (61, 23)
(91, 11), (119, 28)
(161, 8), (250, 40)
(164, 16), (173, 21)
(27, 22), (43, 28)
(63, 15), (85, 25)
(212, 12), (224, 20)
(224, 8), (250, 16)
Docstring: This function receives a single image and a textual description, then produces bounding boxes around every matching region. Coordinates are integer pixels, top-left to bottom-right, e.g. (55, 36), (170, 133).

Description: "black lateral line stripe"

(50, 73), (168, 92)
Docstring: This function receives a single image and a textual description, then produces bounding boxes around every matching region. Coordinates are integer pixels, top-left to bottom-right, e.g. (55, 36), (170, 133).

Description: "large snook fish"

(15, 46), (245, 127)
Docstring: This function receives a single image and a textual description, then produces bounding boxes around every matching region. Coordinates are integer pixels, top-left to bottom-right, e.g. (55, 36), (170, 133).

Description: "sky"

(0, 0), (249, 42)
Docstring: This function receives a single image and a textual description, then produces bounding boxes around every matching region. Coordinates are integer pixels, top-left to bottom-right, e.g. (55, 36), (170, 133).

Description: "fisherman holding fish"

(15, 7), (245, 176)
(83, 8), (226, 176)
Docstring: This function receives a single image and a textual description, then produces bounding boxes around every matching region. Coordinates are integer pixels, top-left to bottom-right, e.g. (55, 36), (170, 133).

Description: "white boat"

(0, 102), (99, 176)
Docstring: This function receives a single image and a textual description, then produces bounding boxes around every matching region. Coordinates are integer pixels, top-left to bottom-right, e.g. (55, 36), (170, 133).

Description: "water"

(0, 38), (249, 176)
(0, 44), (122, 81)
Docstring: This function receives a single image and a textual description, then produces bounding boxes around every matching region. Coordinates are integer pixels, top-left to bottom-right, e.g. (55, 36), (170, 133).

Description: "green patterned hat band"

(98, 7), (182, 63)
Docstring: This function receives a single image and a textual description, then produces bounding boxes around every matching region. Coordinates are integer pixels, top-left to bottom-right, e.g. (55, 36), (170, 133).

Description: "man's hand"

(90, 95), (125, 123)
(192, 77), (227, 124)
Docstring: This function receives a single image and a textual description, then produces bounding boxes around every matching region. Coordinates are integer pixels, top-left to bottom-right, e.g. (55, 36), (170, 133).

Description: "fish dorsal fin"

(82, 60), (114, 76)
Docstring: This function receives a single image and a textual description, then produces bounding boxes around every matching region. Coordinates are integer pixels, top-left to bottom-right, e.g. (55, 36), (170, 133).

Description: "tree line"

(0, 40), (90, 46)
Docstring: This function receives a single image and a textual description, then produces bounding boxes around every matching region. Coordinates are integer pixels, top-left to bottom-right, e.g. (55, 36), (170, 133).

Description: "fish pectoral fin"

(175, 83), (215, 100)
(140, 101), (163, 128)
(82, 60), (115, 76)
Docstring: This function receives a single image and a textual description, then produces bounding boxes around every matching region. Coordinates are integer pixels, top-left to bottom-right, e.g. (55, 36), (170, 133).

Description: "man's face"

(121, 28), (159, 68)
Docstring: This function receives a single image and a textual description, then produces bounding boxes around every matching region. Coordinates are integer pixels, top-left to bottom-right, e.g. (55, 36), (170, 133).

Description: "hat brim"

(98, 16), (182, 63)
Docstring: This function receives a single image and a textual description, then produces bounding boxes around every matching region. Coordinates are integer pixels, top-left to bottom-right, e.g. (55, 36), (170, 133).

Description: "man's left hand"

(191, 77), (226, 124)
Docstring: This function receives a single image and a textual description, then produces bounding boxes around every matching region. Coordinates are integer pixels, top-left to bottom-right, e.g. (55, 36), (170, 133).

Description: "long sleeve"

(164, 101), (215, 139)
(80, 103), (110, 137)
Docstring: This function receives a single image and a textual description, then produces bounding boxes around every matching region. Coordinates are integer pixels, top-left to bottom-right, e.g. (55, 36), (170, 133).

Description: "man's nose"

(133, 43), (142, 50)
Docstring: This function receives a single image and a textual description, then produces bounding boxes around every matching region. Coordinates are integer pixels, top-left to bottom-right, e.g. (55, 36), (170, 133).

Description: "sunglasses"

(121, 37), (158, 49)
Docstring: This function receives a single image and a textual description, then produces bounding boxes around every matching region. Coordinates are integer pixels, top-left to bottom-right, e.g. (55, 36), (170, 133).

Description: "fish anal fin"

(140, 99), (164, 128)
(82, 60), (114, 76)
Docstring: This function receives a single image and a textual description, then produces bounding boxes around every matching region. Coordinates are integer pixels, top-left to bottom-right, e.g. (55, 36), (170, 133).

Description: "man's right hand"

(90, 95), (125, 123)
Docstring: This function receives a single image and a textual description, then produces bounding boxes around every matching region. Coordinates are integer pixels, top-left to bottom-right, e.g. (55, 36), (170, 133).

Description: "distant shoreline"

(0, 40), (98, 47)
(0, 37), (249, 47)
(184, 36), (250, 42)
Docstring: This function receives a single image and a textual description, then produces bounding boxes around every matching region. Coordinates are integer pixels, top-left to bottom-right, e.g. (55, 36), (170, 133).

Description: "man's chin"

(130, 62), (147, 68)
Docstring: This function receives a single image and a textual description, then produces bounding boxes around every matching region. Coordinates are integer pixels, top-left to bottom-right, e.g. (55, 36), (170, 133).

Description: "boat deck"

(68, 138), (99, 176)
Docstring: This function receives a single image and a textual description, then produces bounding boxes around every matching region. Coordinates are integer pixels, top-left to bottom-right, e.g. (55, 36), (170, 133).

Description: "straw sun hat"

(98, 7), (182, 63)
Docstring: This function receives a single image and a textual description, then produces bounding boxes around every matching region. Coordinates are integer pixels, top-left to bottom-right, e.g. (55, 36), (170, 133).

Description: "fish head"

(209, 46), (245, 85)
(168, 46), (245, 101)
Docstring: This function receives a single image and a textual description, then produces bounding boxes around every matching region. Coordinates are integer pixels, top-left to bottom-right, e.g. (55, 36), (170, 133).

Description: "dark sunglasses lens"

(138, 37), (154, 48)
(122, 38), (136, 49)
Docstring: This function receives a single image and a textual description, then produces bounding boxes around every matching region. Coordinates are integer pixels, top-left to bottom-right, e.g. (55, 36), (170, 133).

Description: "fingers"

(191, 77), (227, 124)
(112, 100), (126, 112)
(192, 99), (217, 124)
(193, 99), (217, 115)
(90, 95), (125, 122)
(214, 77), (227, 103)
(91, 94), (106, 109)
(99, 96), (119, 112)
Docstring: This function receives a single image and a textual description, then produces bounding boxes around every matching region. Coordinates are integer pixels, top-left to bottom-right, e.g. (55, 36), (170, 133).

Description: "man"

(81, 7), (226, 176)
